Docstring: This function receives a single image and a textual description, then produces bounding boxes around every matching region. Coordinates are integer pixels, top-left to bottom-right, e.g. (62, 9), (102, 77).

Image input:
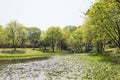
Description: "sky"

(0, 0), (96, 31)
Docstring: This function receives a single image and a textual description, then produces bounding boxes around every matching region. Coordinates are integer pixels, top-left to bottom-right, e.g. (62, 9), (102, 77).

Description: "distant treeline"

(0, 0), (120, 53)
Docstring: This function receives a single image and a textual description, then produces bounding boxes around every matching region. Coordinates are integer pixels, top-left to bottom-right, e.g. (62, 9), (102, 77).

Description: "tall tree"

(6, 21), (24, 51)
(82, 18), (107, 53)
(43, 27), (63, 52)
(87, 0), (120, 49)
(69, 28), (83, 52)
(0, 25), (3, 46)
(0, 25), (7, 50)
(27, 27), (41, 50)
(19, 26), (27, 48)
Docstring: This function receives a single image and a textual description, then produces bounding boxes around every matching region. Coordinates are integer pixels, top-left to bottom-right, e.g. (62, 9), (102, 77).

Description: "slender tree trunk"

(32, 43), (35, 50)
(14, 47), (16, 51)
(52, 44), (54, 52)
(85, 43), (89, 52)
(13, 40), (16, 51)
(80, 46), (82, 52)
(51, 38), (55, 52)
(96, 42), (100, 53)
(60, 41), (63, 51)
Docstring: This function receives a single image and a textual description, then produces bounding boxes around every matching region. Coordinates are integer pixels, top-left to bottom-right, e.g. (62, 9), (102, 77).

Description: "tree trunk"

(96, 41), (104, 54)
(79, 46), (82, 52)
(51, 39), (55, 52)
(52, 44), (54, 52)
(32, 43), (35, 50)
(14, 47), (16, 51)
(13, 43), (17, 51)
(85, 43), (89, 52)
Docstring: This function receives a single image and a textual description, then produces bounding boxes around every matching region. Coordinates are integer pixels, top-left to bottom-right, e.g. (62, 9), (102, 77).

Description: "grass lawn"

(0, 48), (52, 63)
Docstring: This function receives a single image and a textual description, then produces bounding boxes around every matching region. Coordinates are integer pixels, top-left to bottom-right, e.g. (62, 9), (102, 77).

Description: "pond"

(0, 55), (89, 80)
(0, 54), (120, 80)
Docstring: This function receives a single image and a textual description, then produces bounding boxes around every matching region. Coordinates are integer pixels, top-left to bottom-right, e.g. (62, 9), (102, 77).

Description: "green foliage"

(27, 27), (41, 49)
(63, 25), (78, 33)
(42, 26), (64, 52)
(87, 0), (120, 48)
(6, 21), (25, 50)
(0, 25), (4, 44)
(27, 27), (41, 42)
(0, 0), (120, 54)
(69, 27), (83, 52)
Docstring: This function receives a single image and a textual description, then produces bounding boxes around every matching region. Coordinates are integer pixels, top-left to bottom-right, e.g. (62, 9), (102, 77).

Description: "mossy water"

(0, 53), (120, 80)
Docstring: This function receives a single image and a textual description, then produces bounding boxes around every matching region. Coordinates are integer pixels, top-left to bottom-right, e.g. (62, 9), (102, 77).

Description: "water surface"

(0, 56), (89, 80)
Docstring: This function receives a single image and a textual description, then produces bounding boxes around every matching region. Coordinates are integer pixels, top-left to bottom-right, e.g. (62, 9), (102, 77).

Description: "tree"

(87, 0), (120, 49)
(82, 18), (107, 53)
(40, 35), (50, 51)
(19, 26), (27, 48)
(63, 25), (78, 33)
(81, 24), (94, 52)
(90, 25), (106, 53)
(69, 28), (83, 52)
(0, 25), (7, 50)
(43, 26), (63, 52)
(6, 21), (24, 51)
(0, 25), (3, 45)
(56, 30), (67, 51)
(63, 26), (78, 50)
(27, 27), (41, 50)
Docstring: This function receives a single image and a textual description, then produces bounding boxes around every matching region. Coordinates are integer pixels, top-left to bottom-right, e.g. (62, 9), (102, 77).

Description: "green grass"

(0, 53), (51, 60)
(0, 48), (52, 63)
(64, 52), (120, 80)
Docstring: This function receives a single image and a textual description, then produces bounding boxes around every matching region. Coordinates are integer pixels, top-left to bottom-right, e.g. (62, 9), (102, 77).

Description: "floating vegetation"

(0, 54), (120, 80)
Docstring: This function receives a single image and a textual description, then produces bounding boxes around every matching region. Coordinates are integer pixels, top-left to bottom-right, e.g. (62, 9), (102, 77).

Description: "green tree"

(27, 27), (41, 50)
(90, 25), (106, 53)
(87, 0), (120, 49)
(19, 26), (27, 48)
(63, 26), (78, 50)
(0, 25), (7, 50)
(6, 21), (24, 51)
(43, 27), (63, 52)
(82, 18), (107, 53)
(69, 28), (83, 52)
(81, 24), (93, 52)
(63, 25), (77, 33)
(0, 25), (3, 45)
